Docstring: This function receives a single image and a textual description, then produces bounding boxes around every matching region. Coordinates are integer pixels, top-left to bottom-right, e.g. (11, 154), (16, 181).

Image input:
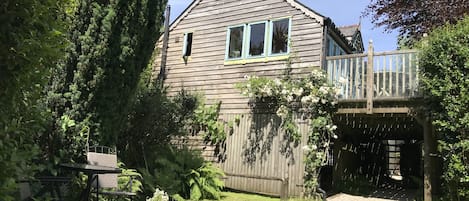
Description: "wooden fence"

(326, 42), (419, 102)
(219, 113), (308, 198)
(175, 113), (309, 198)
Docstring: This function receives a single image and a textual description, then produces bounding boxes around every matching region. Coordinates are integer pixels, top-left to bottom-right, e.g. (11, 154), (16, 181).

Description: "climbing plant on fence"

(236, 69), (339, 197)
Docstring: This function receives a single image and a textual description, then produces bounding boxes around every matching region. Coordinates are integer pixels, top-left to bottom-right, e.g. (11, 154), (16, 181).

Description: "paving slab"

(327, 193), (400, 201)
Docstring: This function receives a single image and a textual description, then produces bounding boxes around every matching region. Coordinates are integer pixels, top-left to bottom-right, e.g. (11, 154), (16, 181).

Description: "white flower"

(331, 101), (338, 105)
(260, 86), (272, 97)
(293, 88), (304, 96)
(339, 77), (348, 84)
(306, 82), (314, 89)
(301, 95), (311, 104)
(311, 144), (318, 150)
(319, 86), (329, 94)
(332, 134), (338, 139)
(331, 125), (337, 130)
(311, 69), (325, 79)
(286, 95), (294, 103)
(244, 75), (249, 79)
(147, 188), (169, 201)
(281, 89), (288, 95)
(266, 89), (273, 96)
(274, 78), (282, 86)
(302, 145), (311, 152)
(311, 96), (320, 103)
(276, 105), (289, 118)
(335, 88), (342, 96)
(316, 152), (324, 158)
(321, 99), (327, 104)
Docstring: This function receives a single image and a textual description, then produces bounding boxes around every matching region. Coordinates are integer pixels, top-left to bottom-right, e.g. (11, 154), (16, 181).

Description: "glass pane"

(228, 26), (244, 59)
(271, 19), (289, 54)
(184, 33), (193, 56)
(249, 23), (265, 56)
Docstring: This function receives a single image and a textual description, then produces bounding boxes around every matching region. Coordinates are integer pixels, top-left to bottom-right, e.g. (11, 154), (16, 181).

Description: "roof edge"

(168, 0), (326, 33)
(169, 0), (200, 31)
(287, 0), (325, 24)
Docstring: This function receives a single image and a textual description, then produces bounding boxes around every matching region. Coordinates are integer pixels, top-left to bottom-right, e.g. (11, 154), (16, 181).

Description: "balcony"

(326, 43), (420, 114)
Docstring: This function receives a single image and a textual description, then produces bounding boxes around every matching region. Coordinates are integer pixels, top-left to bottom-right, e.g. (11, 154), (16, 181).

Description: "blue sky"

(167, 0), (398, 52)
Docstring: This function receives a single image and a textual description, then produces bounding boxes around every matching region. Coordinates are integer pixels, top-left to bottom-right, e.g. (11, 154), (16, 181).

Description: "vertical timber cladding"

(154, 0), (325, 196)
(220, 113), (309, 197)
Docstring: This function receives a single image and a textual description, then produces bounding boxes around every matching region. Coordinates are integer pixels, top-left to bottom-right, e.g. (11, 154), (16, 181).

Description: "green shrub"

(140, 146), (224, 201)
(419, 17), (469, 200)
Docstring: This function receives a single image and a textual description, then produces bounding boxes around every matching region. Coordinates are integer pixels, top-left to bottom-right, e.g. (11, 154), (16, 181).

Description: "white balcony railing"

(326, 44), (419, 100)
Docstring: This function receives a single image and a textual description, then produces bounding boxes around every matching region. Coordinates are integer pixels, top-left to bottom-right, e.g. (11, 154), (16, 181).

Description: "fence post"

(366, 40), (374, 114)
(280, 177), (289, 201)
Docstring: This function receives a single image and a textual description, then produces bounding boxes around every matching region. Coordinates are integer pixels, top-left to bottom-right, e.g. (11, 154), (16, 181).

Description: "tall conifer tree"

(46, 0), (166, 164)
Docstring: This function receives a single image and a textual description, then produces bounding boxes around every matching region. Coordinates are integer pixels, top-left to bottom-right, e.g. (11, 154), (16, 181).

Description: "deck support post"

(366, 41), (374, 114)
(417, 116), (438, 201)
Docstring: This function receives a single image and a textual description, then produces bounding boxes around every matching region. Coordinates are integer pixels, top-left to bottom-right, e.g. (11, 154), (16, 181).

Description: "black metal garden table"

(60, 163), (122, 201)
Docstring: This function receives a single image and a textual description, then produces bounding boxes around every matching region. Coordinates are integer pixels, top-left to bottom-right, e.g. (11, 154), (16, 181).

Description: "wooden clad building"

(153, 0), (372, 197)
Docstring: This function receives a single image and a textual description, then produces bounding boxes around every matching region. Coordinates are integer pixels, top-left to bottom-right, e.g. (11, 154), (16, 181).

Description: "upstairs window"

(183, 32), (193, 57)
(225, 17), (291, 61)
(270, 18), (290, 55)
(227, 26), (245, 59)
(248, 22), (266, 57)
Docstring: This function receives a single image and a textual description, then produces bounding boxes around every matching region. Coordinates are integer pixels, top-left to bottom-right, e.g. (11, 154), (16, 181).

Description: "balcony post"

(366, 40), (374, 114)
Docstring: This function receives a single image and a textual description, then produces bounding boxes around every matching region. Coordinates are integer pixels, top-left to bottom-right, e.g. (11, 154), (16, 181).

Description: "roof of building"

(168, 0), (326, 31)
(338, 24), (361, 38)
(165, 0), (360, 52)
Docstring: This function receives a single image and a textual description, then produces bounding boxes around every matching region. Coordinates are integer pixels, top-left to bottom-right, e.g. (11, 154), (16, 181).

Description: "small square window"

(271, 18), (290, 54)
(227, 26), (244, 59)
(183, 32), (193, 57)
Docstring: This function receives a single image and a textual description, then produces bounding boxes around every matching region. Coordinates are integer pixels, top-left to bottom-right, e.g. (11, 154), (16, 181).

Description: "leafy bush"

(140, 146), (224, 201)
(118, 82), (199, 169)
(0, 0), (69, 199)
(192, 101), (228, 145)
(118, 163), (143, 195)
(419, 17), (469, 200)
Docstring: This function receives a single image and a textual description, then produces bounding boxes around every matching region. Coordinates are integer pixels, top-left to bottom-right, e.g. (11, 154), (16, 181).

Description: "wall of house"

(153, 0), (325, 197)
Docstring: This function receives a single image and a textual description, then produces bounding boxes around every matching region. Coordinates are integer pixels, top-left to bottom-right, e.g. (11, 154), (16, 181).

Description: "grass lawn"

(204, 191), (318, 201)
(212, 192), (279, 201)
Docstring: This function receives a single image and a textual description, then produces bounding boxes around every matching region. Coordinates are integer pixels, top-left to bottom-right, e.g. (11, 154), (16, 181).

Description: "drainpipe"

(158, 5), (170, 82)
(321, 19), (329, 71)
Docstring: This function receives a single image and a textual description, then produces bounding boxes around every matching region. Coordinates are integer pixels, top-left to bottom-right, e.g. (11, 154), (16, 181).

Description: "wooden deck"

(326, 42), (420, 114)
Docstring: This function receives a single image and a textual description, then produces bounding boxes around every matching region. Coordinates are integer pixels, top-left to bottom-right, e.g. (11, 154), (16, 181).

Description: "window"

(183, 32), (193, 57)
(225, 17), (291, 61)
(227, 26), (245, 59)
(248, 22), (266, 57)
(270, 18), (290, 55)
(326, 35), (345, 56)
